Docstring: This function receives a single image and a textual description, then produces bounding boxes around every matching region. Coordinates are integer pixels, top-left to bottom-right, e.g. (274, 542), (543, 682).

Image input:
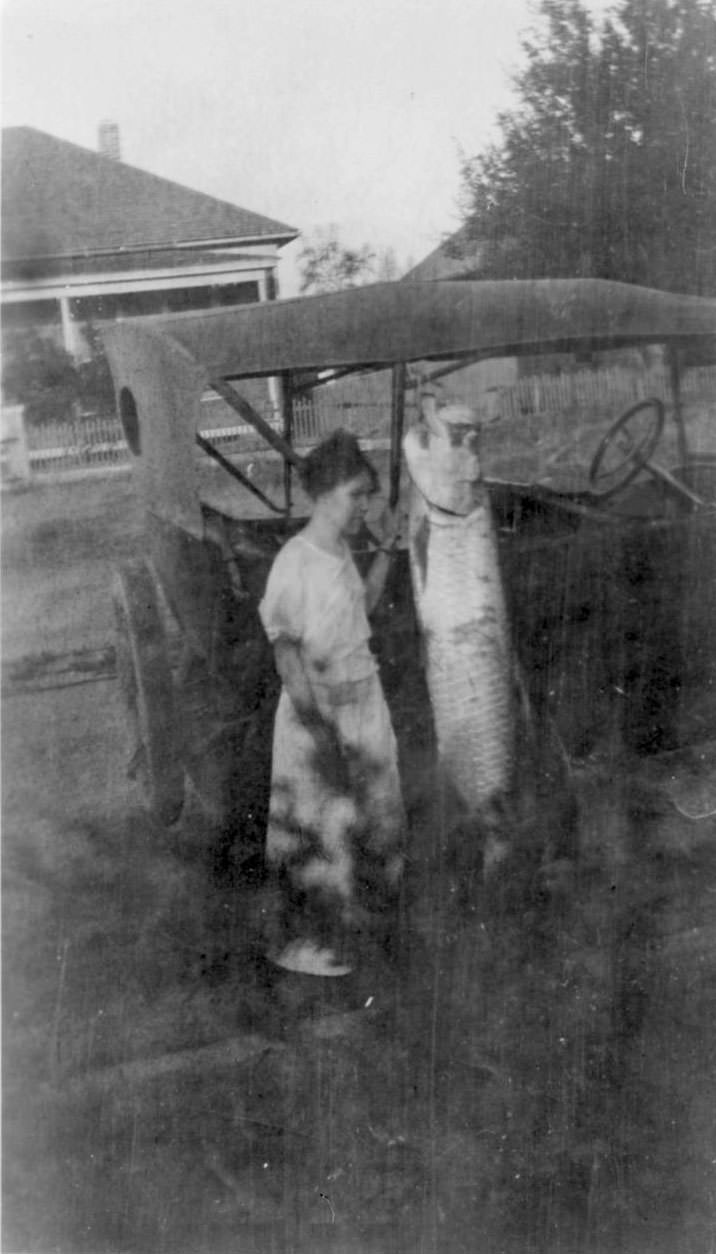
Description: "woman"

(259, 430), (405, 977)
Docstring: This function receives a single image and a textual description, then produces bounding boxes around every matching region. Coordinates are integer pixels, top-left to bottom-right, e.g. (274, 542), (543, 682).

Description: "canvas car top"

(103, 278), (716, 383)
(101, 279), (716, 533)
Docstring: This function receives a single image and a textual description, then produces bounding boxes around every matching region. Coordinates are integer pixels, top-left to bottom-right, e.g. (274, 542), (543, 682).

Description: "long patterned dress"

(259, 533), (405, 972)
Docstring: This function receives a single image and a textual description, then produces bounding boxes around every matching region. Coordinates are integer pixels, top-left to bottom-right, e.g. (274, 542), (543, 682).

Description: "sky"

(2, 0), (613, 294)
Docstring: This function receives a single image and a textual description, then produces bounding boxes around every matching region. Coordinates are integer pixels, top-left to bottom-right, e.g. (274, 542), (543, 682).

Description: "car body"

(102, 277), (716, 829)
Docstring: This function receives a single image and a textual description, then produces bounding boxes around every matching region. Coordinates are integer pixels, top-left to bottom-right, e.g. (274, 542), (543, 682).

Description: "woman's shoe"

(267, 939), (354, 977)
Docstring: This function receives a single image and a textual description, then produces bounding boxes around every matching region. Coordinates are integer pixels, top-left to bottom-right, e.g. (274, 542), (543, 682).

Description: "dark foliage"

(2, 331), (79, 425)
(2, 322), (116, 426)
(298, 227), (376, 294)
(458, 0), (716, 293)
(75, 321), (117, 416)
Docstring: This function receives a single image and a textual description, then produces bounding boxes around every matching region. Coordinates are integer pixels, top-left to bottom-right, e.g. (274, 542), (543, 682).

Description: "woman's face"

(319, 472), (373, 537)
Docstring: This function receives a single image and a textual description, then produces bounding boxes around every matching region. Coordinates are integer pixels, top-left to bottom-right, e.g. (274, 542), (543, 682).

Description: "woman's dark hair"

(298, 429), (378, 500)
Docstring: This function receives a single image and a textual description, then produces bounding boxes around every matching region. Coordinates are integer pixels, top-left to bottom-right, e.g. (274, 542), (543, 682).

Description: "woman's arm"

(364, 546), (397, 614)
(273, 638), (321, 725)
(273, 638), (345, 776)
(364, 505), (401, 614)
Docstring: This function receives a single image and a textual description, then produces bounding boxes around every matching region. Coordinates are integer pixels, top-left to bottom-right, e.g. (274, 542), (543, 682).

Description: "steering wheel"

(588, 397), (665, 498)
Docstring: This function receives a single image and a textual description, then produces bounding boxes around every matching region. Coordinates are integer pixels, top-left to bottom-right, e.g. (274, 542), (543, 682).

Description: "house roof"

(403, 224), (484, 282)
(1, 127), (298, 268)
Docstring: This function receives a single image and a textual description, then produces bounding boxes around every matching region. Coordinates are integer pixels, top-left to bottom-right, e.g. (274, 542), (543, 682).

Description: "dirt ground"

(3, 468), (716, 1253)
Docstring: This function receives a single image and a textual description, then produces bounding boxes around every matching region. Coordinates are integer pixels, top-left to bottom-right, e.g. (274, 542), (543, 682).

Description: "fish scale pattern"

(407, 482), (514, 813)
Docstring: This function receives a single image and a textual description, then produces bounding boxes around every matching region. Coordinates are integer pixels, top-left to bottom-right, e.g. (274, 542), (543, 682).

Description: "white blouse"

(259, 533), (376, 685)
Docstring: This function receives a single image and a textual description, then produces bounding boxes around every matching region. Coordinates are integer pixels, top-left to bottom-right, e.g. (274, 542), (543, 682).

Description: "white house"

(1, 125), (298, 361)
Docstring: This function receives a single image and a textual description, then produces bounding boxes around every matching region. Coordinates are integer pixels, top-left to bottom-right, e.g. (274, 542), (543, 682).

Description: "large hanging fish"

(403, 394), (515, 833)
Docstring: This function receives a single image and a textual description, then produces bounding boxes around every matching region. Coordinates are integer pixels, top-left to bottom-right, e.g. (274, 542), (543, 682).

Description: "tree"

(457, 0), (716, 293)
(2, 322), (116, 425)
(2, 332), (79, 425)
(298, 227), (376, 294)
(375, 246), (400, 282)
(76, 321), (117, 416)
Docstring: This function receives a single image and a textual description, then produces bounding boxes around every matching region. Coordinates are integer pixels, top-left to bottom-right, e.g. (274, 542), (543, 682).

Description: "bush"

(76, 322), (117, 417)
(2, 323), (116, 427)
(2, 331), (79, 426)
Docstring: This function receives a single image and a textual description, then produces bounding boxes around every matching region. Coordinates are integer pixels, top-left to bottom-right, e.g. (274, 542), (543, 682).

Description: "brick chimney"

(98, 121), (121, 162)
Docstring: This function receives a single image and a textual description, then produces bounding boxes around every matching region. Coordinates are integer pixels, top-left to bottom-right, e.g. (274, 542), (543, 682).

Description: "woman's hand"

(364, 503), (402, 614)
(291, 696), (349, 789)
(377, 503), (401, 551)
(274, 638), (315, 715)
(274, 638), (346, 771)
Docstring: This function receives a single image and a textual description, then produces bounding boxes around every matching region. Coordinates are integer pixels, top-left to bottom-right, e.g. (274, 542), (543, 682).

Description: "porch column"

(260, 269), (282, 416)
(59, 295), (80, 359)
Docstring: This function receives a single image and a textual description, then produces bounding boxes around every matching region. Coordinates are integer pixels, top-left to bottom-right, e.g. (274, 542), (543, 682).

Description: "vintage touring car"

(102, 278), (716, 834)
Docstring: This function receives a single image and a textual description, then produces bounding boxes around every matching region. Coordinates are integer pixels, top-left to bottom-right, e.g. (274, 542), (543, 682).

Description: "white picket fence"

(24, 412), (130, 472)
(16, 364), (716, 478)
(291, 397), (393, 443)
(21, 399), (394, 475)
(483, 363), (716, 421)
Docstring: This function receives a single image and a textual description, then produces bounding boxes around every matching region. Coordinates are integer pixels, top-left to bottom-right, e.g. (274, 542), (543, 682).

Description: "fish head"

(404, 395), (483, 514)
